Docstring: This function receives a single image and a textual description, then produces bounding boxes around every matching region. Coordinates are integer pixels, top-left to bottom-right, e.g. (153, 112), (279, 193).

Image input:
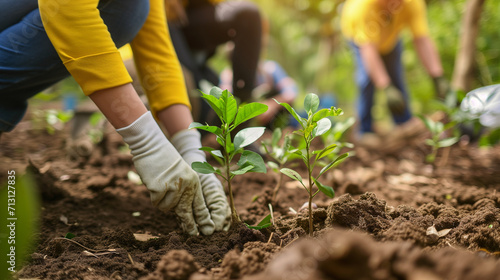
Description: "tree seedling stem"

(277, 93), (349, 236)
(189, 87), (268, 225)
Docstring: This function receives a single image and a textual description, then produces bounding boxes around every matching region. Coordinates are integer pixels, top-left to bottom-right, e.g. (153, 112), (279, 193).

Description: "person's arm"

(359, 45), (406, 115)
(39, 0), (132, 96)
(219, 68), (234, 93)
(359, 44), (391, 89)
(130, 0), (190, 118)
(413, 36), (443, 78)
(39, 0), (215, 236)
(408, 0), (447, 97)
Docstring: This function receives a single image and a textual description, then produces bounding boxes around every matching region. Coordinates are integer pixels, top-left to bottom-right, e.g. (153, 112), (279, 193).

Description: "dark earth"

(1, 104), (499, 280)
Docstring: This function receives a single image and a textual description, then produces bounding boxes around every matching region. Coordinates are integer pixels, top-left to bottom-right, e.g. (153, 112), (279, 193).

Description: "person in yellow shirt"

(341, 0), (449, 135)
(0, 0), (230, 235)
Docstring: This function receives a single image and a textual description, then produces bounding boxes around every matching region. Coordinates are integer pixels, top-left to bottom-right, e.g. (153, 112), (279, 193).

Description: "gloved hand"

(432, 76), (451, 100)
(170, 129), (231, 231)
(116, 112), (214, 235)
(383, 84), (406, 115)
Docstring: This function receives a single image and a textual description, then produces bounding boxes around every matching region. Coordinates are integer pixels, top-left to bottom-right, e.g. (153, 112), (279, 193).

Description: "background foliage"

(213, 0), (500, 130)
(41, 0), (500, 130)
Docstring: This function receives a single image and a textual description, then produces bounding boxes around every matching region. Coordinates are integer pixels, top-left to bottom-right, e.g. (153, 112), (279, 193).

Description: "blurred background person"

(219, 45), (298, 128)
(341, 0), (450, 138)
(166, 0), (262, 124)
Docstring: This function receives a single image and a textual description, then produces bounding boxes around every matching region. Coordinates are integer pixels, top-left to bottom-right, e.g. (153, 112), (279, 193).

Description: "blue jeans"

(349, 41), (411, 134)
(0, 0), (149, 132)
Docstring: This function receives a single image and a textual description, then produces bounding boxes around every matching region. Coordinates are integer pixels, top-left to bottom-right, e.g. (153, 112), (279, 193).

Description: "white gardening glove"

(116, 112), (214, 235)
(170, 129), (231, 231)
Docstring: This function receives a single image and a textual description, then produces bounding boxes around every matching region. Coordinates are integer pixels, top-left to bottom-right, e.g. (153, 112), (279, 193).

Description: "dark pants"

(349, 41), (412, 134)
(0, 0), (149, 132)
(168, 0), (262, 104)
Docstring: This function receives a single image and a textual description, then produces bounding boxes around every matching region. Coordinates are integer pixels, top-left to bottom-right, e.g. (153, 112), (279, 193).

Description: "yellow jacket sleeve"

(130, 0), (190, 115)
(39, 0), (190, 116)
(408, 0), (429, 39)
(39, 0), (132, 95)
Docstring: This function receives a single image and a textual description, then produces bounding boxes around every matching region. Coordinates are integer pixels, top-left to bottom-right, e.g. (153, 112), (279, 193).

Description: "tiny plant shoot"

(418, 115), (459, 164)
(276, 93), (349, 236)
(189, 87), (268, 224)
(261, 128), (298, 203)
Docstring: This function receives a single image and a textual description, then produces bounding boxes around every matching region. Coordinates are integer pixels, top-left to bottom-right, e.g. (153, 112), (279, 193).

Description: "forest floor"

(1, 105), (499, 280)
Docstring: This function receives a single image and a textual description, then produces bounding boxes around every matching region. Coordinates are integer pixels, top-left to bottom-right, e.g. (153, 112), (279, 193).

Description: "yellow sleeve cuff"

(64, 51), (132, 96)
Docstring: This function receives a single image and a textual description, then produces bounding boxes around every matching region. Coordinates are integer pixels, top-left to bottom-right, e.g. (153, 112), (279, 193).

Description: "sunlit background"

(36, 0), (500, 132)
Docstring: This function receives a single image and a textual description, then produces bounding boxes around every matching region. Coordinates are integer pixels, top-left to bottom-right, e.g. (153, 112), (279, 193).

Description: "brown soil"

(1, 110), (499, 280)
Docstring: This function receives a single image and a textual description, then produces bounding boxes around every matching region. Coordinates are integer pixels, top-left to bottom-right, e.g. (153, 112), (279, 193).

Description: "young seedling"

(32, 109), (74, 135)
(276, 93), (349, 236)
(319, 116), (355, 163)
(189, 87), (268, 224)
(418, 115), (459, 164)
(261, 128), (298, 203)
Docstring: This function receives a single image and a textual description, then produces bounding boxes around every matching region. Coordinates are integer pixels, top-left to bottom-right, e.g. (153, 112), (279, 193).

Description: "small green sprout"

(189, 87), (268, 224)
(32, 109), (74, 135)
(261, 127), (299, 203)
(276, 93), (349, 236)
(318, 116), (355, 166)
(418, 115), (459, 164)
(87, 112), (106, 144)
(65, 233), (76, 239)
(246, 204), (274, 230)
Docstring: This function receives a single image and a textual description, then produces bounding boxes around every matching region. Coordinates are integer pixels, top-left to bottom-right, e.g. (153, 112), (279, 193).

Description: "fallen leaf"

(438, 228), (452, 237)
(133, 233), (158, 241)
(127, 171), (142, 185)
(60, 215), (69, 225)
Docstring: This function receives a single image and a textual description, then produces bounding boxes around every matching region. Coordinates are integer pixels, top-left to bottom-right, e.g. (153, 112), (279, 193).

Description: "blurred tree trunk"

(451, 0), (486, 93)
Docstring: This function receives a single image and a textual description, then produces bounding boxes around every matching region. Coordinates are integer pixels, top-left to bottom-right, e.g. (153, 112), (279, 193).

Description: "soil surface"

(1, 108), (499, 280)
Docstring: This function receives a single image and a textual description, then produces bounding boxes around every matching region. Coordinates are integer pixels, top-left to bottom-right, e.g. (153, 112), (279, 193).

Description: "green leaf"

(192, 162), (217, 174)
(332, 117), (356, 141)
(234, 127), (266, 150)
(280, 168), (303, 184)
(189, 122), (222, 135)
(236, 150), (267, 173)
(312, 118), (331, 137)
(417, 114), (434, 131)
(221, 89), (238, 125)
(231, 164), (255, 176)
(200, 91), (223, 118)
(435, 122), (444, 134)
(267, 161), (279, 170)
(245, 214), (272, 230)
(315, 143), (338, 160)
(424, 139), (435, 146)
(211, 150), (224, 158)
(199, 147), (215, 152)
(304, 93), (320, 114)
(313, 178), (334, 198)
(89, 112), (103, 126)
(271, 128), (282, 147)
(65, 233), (76, 239)
(225, 132), (234, 154)
(233, 102), (269, 127)
(276, 99), (306, 128)
(438, 137), (459, 148)
(312, 107), (343, 122)
(318, 152), (349, 177)
(209, 86), (223, 98)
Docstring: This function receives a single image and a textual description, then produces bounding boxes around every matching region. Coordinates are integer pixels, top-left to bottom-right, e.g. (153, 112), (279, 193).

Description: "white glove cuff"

(170, 129), (206, 165)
